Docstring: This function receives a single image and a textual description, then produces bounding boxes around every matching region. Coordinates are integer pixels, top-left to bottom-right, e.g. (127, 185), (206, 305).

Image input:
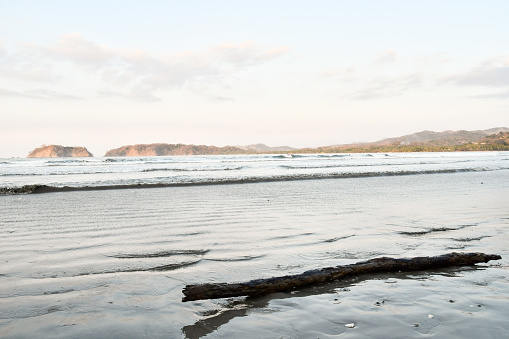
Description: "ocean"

(1, 152), (508, 338)
(1, 151), (508, 191)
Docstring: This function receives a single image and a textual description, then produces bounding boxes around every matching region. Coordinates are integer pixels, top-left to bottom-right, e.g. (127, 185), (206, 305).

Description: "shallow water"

(1, 168), (508, 338)
(2, 152), (508, 190)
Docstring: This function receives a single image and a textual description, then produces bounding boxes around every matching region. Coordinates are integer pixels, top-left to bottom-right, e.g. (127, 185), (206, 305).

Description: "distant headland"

(27, 145), (93, 158)
(104, 143), (248, 157)
(103, 143), (297, 156)
(26, 128), (509, 158)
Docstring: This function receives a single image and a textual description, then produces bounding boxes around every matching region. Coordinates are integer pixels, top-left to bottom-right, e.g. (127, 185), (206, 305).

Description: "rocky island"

(27, 145), (93, 158)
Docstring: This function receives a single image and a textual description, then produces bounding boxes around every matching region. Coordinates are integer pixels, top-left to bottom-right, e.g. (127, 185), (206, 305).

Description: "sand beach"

(1, 159), (508, 338)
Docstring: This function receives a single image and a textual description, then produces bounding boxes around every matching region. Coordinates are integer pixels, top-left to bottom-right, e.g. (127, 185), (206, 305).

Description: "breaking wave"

(142, 166), (243, 172)
(0, 167), (500, 195)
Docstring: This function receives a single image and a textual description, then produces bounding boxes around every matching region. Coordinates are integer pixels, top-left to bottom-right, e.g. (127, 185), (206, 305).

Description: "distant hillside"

(294, 128), (509, 153)
(104, 143), (249, 156)
(476, 131), (509, 146)
(332, 127), (509, 149)
(45, 127), (508, 158)
(373, 127), (509, 147)
(27, 145), (93, 158)
(235, 143), (296, 152)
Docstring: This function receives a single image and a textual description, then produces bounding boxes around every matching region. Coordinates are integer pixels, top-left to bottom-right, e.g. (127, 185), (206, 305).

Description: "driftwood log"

(182, 252), (501, 302)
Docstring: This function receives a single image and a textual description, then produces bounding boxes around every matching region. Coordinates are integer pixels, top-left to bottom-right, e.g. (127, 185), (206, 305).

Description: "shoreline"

(1, 166), (504, 195)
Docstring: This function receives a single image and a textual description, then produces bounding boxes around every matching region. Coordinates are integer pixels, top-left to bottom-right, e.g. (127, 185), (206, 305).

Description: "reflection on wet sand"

(182, 266), (486, 338)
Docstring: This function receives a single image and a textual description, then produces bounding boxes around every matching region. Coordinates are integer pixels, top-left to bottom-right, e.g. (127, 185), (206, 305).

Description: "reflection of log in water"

(182, 252), (501, 302)
(181, 266), (486, 338)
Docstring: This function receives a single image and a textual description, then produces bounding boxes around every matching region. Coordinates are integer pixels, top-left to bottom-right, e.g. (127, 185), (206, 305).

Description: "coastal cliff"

(104, 143), (248, 156)
(27, 145), (93, 158)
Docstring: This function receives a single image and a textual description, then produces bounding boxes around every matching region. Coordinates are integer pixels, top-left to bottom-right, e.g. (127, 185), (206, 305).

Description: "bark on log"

(182, 252), (501, 302)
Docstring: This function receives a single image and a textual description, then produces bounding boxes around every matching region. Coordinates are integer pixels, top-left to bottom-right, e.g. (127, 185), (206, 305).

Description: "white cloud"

(318, 66), (357, 81)
(0, 42), (57, 82)
(211, 96), (235, 102)
(0, 87), (82, 100)
(39, 33), (116, 65)
(3, 34), (289, 102)
(409, 52), (451, 66)
(0, 88), (32, 98)
(210, 42), (289, 66)
(316, 50), (450, 100)
(128, 87), (162, 102)
(375, 49), (398, 64)
(472, 90), (509, 99)
(2, 67), (57, 82)
(26, 88), (83, 100)
(375, 50), (451, 67)
(348, 73), (424, 100)
(443, 56), (509, 88)
(97, 89), (124, 98)
(318, 50), (504, 100)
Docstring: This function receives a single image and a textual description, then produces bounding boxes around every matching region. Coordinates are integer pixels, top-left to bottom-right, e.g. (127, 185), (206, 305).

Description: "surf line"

(0, 168), (495, 195)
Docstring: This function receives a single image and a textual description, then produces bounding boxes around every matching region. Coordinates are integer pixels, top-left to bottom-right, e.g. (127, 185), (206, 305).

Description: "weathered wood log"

(182, 252), (501, 302)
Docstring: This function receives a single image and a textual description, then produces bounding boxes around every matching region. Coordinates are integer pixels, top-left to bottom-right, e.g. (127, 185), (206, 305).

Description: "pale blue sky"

(1, 1), (508, 157)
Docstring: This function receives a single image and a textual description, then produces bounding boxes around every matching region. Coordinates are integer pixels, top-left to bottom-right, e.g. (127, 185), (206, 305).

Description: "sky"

(1, 0), (508, 157)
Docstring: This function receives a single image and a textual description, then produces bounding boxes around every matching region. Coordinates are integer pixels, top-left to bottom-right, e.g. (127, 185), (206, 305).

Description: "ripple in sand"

(398, 224), (478, 236)
(29, 260), (202, 279)
(43, 288), (75, 295)
(323, 235), (354, 243)
(106, 249), (209, 258)
(205, 254), (265, 262)
(453, 235), (491, 242)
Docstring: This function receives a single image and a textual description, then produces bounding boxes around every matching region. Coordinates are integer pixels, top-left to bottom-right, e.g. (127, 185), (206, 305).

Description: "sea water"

(1, 152), (508, 190)
(0, 152), (508, 338)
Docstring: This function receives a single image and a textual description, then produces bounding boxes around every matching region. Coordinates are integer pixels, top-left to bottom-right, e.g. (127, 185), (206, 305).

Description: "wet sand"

(1, 170), (508, 338)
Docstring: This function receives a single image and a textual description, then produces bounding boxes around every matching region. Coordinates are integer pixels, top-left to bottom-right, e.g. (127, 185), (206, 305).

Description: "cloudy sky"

(1, 1), (508, 157)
